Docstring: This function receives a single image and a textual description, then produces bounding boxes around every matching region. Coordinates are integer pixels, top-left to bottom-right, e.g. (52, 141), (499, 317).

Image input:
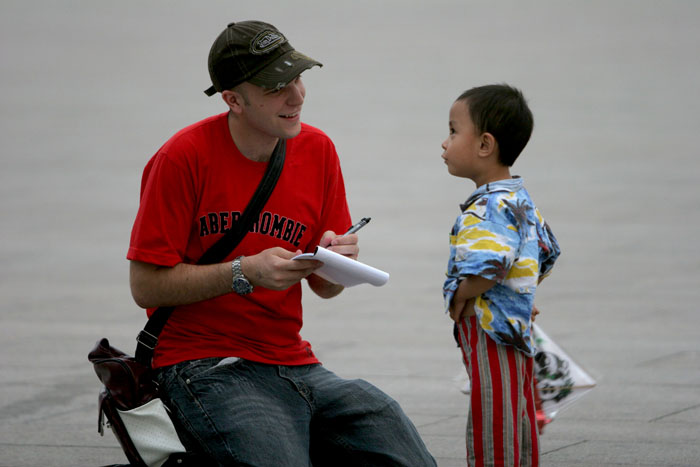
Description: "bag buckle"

(136, 330), (158, 350)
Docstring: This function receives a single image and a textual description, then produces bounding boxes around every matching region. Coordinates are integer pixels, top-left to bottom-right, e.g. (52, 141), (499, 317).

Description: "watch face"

(233, 277), (253, 295)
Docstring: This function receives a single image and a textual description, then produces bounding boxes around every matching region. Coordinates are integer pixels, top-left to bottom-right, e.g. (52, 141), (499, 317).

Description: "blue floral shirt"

(443, 177), (560, 356)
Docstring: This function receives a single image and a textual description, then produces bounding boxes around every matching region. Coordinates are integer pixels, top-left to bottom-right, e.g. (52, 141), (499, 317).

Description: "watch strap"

(231, 256), (253, 294)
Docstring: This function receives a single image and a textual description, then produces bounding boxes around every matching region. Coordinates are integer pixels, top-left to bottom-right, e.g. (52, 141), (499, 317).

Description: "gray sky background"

(1, 1), (699, 465)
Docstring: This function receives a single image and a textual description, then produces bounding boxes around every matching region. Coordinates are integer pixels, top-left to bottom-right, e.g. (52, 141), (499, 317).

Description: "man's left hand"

(320, 231), (359, 260)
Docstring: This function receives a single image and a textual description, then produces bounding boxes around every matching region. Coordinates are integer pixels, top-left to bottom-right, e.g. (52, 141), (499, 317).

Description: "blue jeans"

(156, 357), (436, 466)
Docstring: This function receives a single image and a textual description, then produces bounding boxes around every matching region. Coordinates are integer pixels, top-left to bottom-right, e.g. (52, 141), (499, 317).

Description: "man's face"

(237, 76), (306, 140)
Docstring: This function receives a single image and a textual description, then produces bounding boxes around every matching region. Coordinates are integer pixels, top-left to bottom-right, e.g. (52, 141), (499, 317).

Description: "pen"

(342, 217), (371, 236)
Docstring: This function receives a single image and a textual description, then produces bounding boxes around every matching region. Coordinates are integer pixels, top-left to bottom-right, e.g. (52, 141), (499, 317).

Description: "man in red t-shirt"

(128, 20), (435, 466)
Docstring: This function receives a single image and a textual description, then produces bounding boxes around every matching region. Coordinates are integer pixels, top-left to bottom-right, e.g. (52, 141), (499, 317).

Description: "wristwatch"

(231, 256), (253, 295)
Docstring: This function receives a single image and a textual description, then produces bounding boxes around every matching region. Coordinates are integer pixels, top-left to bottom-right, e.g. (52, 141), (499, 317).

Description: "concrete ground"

(1, 1), (699, 466)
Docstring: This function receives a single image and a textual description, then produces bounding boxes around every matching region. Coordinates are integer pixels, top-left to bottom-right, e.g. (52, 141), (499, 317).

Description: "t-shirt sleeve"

(304, 138), (351, 248)
(127, 151), (196, 267)
(450, 218), (521, 282)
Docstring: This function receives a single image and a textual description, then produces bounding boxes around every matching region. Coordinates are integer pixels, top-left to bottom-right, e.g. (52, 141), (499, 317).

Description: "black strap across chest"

(135, 139), (286, 366)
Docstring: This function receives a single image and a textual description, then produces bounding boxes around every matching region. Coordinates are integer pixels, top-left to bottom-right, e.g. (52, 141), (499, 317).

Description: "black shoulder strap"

(135, 139), (286, 365)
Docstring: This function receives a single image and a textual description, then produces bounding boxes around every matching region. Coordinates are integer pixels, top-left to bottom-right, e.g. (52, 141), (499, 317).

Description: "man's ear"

(479, 132), (497, 158)
(221, 90), (245, 114)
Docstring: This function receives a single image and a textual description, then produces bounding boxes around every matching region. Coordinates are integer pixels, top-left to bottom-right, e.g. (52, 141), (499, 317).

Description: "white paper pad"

(292, 246), (389, 287)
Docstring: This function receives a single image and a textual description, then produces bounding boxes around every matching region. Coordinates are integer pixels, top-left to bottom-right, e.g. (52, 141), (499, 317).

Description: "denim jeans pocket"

(156, 357), (222, 389)
(175, 357), (232, 384)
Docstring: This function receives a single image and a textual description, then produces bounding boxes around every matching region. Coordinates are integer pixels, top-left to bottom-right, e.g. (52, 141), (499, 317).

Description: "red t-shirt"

(127, 113), (351, 368)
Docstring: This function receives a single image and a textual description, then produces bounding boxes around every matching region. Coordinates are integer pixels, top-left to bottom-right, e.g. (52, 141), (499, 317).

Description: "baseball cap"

(204, 21), (322, 96)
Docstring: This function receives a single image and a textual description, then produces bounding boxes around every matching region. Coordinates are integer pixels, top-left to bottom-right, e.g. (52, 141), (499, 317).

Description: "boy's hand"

(532, 304), (540, 322)
(449, 275), (497, 323)
(450, 297), (475, 322)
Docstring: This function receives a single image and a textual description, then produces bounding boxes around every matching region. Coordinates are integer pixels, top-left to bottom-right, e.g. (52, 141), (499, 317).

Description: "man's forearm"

(130, 260), (232, 309)
(306, 273), (344, 299)
(130, 246), (323, 308)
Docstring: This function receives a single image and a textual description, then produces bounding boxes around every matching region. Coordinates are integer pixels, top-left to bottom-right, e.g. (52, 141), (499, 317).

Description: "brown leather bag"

(89, 338), (158, 464)
(90, 338), (156, 410)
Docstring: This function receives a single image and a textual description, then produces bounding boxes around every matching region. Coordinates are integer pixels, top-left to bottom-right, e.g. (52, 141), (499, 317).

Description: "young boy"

(441, 84), (560, 466)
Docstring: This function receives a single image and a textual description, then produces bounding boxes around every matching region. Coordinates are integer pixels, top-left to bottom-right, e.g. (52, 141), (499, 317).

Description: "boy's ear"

(478, 132), (497, 158)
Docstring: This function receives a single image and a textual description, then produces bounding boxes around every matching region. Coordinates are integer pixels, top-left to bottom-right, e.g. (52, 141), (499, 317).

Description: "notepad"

(292, 246), (390, 287)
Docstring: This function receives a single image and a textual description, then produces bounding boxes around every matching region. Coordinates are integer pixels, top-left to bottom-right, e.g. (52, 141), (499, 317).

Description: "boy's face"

(441, 99), (483, 179)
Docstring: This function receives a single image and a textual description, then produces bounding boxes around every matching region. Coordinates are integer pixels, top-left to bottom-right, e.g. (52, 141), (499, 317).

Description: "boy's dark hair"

(457, 84), (534, 166)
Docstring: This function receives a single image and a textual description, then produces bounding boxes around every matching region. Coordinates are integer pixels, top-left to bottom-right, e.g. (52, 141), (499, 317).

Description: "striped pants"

(456, 316), (540, 467)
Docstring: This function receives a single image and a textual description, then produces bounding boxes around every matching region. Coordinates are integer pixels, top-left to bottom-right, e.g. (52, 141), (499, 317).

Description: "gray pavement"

(2, 1), (699, 466)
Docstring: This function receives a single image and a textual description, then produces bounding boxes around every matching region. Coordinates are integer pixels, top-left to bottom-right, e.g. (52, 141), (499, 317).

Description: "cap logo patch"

(250, 30), (287, 55)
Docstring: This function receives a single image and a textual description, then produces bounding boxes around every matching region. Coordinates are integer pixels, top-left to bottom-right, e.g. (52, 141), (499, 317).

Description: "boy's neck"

(472, 166), (512, 188)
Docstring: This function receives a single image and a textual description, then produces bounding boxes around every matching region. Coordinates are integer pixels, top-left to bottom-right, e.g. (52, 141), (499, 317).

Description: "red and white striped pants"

(456, 316), (540, 467)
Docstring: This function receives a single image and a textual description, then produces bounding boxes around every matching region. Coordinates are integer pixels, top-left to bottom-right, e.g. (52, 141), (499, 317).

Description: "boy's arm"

(449, 274), (497, 322)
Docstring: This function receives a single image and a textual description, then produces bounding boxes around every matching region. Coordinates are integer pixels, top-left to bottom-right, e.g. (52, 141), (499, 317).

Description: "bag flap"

(88, 338), (127, 361)
(89, 338), (157, 410)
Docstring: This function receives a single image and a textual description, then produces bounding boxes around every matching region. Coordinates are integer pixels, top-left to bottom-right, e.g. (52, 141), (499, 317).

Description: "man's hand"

(241, 247), (321, 291)
(322, 231), (359, 259)
(306, 230), (360, 298)
(532, 304), (540, 322)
